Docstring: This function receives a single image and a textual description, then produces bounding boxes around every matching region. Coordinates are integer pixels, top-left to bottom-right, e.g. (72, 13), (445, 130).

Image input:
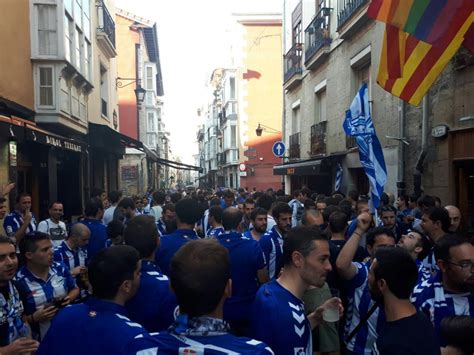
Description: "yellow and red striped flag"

(377, 8), (474, 105)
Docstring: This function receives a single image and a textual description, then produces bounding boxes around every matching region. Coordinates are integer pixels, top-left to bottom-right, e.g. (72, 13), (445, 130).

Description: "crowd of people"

(0, 183), (472, 354)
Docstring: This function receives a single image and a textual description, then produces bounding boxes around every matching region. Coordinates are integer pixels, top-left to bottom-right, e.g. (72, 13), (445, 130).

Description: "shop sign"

(431, 124), (449, 139)
(287, 168), (295, 175)
(8, 141), (17, 167)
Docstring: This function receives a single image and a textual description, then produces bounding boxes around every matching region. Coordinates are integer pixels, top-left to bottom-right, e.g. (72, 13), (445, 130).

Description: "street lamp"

(255, 123), (282, 137)
(134, 86), (146, 107)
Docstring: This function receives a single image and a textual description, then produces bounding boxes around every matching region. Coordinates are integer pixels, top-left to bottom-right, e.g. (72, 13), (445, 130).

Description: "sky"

(115, 0), (282, 165)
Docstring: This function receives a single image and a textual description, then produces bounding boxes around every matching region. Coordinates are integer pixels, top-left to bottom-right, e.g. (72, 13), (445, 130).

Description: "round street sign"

(272, 141), (286, 157)
(239, 163), (246, 172)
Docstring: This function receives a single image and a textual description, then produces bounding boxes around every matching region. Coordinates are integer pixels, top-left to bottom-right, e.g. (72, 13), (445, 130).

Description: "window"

(354, 64), (371, 95)
(146, 92), (153, 105)
(74, 0), (82, 29)
(229, 77), (236, 99)
(64, 15), (73, 62)
(39, 67), (54, 107)
(74, 27), (82, 69)
(100, 65), (108, 117)
(147, 134), (156, 147)
(146, 66), (153, 90)
(37, 4), (58, 55)
(292, 2), (303, 45)
(64, 0), (73, 15)
(79, 92), (87, 121)
(315, 89), (327, 122)
(71, 86), (80, 117)
(292, 107), (300, 134)
(83, 0), (91, 39)
(84, 40), (91, 80)
(231, 125), (237, 147)
(60, 79), (70, 113)
(147, 112), (155, 131)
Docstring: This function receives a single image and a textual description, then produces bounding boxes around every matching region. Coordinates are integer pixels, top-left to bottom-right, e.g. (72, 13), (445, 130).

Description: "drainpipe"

(414, 96), (428, 197)
(397, 100), (406, 197)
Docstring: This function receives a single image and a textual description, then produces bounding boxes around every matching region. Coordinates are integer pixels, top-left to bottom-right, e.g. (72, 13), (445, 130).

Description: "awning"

(273, 159), (322, 176)
(24, 123), (86, 153)
(88, 123), (143, 155)
(0, 115), (25, 140)
(142, 144), (159, 161)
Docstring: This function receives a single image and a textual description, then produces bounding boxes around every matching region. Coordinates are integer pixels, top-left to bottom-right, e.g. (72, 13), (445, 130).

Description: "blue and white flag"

(335, 163), (343, 192)
(343, 83), (387, 209)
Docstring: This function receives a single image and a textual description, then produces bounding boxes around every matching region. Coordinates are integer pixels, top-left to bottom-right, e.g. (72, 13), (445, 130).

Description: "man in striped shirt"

(412, 234), (474, 347)
(336, 214), (396, 354)
(259, 202), (292, 280)
(397, 230), (432, 284)
(16, 232), (79, 340)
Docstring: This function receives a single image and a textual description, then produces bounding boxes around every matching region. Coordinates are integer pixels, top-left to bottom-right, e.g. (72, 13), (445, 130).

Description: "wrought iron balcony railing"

(337, 0), (368, 29)
(284, 43), (303, 83)
(97, 1), (116, 47)
(289, 132), (301, 159)
(310, 121), (327, 156)
(305, 9), (331, 62)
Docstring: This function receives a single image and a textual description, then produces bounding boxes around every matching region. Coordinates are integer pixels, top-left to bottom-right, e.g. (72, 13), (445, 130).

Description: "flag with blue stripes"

(335, 163), (343, 192)
(343, 83), (387, 208)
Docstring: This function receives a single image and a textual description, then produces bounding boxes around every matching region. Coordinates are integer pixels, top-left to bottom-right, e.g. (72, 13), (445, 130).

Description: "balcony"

(305, 9), (332, 70)
(97, 1), (117, 58)
(337, 0), (370, 39)
(310, 122), (327, 156)
(289, 132), (301, 160)
(284, 43), (303, 90)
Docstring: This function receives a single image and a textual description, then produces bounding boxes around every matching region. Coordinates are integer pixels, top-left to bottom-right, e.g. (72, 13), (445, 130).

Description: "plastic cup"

(322, 288), (340, 322)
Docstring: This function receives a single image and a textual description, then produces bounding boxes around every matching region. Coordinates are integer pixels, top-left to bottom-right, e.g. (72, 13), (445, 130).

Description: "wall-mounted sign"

(8, 141), (17, 167)
(239, 163), (246, 172)
(431, 124), (449, 139)
(287, 168), (295, 175)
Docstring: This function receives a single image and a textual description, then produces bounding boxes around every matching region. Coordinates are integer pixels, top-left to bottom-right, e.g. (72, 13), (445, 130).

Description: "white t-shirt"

(150, 205), (162, 221)
(37, 219), (67, 247)
(102, 205), (116, 226)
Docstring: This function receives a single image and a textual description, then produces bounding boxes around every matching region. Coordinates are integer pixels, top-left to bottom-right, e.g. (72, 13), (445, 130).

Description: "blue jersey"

(343, 261), (385, 355)
(151, 316), (274, 354)
(155, 229), (199, 275)
(216, 231), (266, 322)
(37, 297), (160, 355)
(415, 259), (432, 285)
(208, 226), (225, 238)
(258, 226), (284, 280)
(3, 211), (37, 238)
(53, 240), (88, 271)
(16, 262), (77, 340)
(251, 280), (311, 355)
(125, 260), (177, 332)
(80, 218), (108, 260)
(0, 281), (29, 346)
(411, 273), (474, 346)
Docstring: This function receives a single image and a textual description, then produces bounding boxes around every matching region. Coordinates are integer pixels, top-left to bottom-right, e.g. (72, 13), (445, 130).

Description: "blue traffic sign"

(272, 141), (286, 157)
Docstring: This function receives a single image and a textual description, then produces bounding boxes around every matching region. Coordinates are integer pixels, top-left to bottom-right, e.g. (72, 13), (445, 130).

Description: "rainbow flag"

(377, 8), (474, 105)
(368, 0), (472, 44)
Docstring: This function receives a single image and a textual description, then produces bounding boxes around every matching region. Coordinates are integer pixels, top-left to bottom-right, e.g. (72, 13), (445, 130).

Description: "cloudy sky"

(115, 0), (282, 165)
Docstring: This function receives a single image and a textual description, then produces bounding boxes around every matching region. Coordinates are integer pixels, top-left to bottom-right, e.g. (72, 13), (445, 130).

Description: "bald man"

(54, 223), (90, 298)
(445, 205), (461, 233)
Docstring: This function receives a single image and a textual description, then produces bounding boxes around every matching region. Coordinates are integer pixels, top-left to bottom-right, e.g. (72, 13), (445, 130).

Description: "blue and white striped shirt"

(15, 262), (77, 340)
(3, 211), (37, 238)
(258, 226), (284, 280)
(344, 261), (385, 355)
(53, 241), (88, 271)
(208, 226), (225, 239)
(411, 273), (474, 346)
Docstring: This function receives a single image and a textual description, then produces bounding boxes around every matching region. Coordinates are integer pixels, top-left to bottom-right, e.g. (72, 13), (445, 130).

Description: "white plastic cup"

(322, 288), (340, 322)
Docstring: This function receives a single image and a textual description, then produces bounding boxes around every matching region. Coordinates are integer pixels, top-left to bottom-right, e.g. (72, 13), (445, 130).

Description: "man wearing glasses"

(412, 234), (474, 347)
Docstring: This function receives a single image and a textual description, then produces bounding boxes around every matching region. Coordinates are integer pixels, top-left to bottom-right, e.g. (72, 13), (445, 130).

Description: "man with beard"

(37, 201), (68, 247)
(156, 203), (176, 236)
(240, 198), (255, 232)
(397, 230), (432, 283)
(259, 202), (292, 280)
(412, 234), (474, 347)
(369, 247), (439, 355)
(421, 207), (450, 274)
(0, 237), (39, 353)
(243, 208), (268, 241)
(445, 205), (461, 233)
(37, 246), (160, 354)
(250, 226), (340, 354)
(336, 214), (396, 354)
(117, 198), (136, 226)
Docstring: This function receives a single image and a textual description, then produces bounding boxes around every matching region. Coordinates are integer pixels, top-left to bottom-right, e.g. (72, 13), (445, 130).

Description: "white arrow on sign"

(276, 143), (283, 155)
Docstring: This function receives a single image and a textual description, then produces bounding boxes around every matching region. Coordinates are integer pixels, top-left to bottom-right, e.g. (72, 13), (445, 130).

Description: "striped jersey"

(156, 218), (167, 236)
(208, 226), (225, 239)
(15, 262), (77, 340)
(3, 211), (37, 238)
(251, 280), (311, 355)
(416, 259), (432, 284)
(411, 273), (474, 346)
(0, 281), (29, 346)
(53, 241), (88, 271)
(422, 248), (440, 275)
(259, 226), (284, 280)
(343, 261), (385, 355)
